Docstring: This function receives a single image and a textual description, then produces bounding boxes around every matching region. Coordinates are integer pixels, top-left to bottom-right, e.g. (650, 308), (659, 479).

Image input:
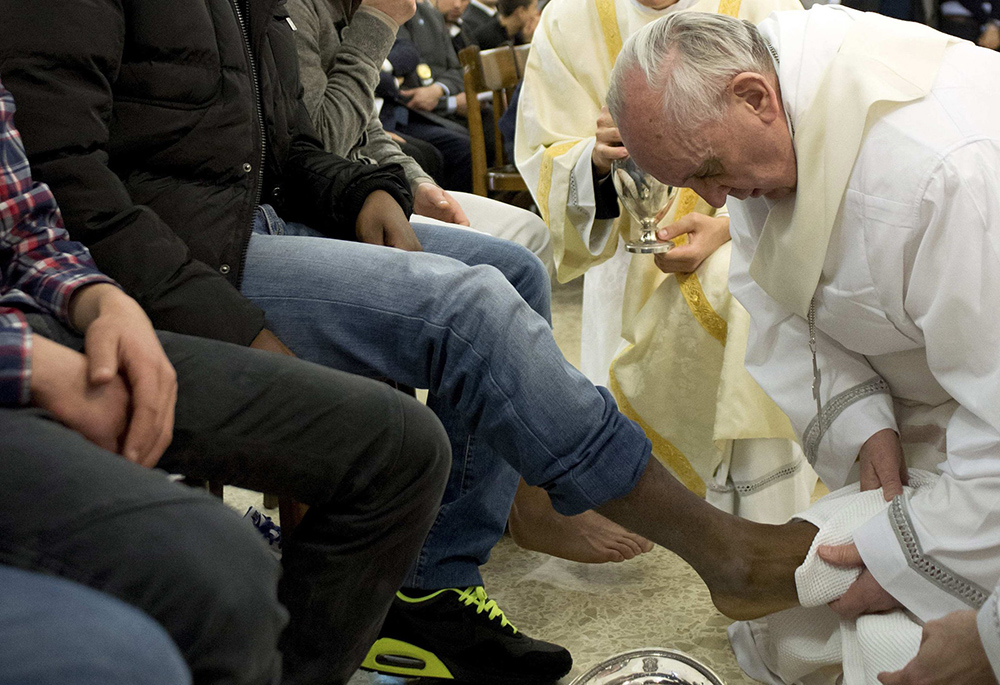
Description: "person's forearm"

(67, 282), (123, 333)
(289, 0), (398, 155)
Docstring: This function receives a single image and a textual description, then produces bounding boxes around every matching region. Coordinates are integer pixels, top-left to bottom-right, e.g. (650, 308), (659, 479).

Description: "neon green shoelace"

(456, 586), (518, 634)
(396, 586), (519, 633)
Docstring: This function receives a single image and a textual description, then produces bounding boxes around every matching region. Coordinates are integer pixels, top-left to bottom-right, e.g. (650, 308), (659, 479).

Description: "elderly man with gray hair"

(608, 4), (1000, 683)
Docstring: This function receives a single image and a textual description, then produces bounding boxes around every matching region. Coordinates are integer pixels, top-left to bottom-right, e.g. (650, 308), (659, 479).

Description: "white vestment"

(516, 0), (815, 522)
(728, 5), (1000, 681)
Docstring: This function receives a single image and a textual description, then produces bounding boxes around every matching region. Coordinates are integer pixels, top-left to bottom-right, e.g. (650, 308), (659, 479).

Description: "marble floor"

(226, 276), (763, 685)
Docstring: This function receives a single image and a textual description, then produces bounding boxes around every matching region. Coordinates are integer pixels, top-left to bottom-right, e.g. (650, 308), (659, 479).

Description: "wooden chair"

(458, 44), (528, 196)
(512, 44), (530, 79)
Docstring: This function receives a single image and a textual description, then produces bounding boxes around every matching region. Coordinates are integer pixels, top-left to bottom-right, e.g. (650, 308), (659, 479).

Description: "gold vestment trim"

(595, 0), (623, 66)
(670, 188), (729, 346)
(609, 355), (707, 497)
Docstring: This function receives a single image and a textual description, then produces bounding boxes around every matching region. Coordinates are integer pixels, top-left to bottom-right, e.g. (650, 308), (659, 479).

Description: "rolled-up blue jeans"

(242, 205), (651, 588)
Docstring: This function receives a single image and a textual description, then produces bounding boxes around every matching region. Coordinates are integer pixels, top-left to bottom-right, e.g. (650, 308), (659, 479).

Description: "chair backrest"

(459, 44), (526, 195)
(513, 44), (530, 79)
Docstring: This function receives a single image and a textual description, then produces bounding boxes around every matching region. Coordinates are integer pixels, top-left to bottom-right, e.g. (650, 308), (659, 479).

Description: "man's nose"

(700, 184), (728, 208)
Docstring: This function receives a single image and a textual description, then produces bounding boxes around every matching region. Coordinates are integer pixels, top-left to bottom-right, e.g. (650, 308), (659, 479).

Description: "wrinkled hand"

(818, 543), (903, 619)
(356, 189), (423, 251)
(879, 610), (996, 685)
(362, 0), (417, 26)
(652, 214), (730, 274)
(413, 183), (471, 226)
(401, 84), (445, 112)
(592, 106), (628, 176)
(979, 23), (1000, 50)
(859, 428), (908, 501)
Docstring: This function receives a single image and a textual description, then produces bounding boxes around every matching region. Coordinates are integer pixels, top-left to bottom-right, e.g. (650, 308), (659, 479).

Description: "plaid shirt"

(0, 80), (116, 406)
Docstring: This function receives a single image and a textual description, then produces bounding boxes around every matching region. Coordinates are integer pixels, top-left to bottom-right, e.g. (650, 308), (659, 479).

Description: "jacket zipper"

(231, 0), (267, 288)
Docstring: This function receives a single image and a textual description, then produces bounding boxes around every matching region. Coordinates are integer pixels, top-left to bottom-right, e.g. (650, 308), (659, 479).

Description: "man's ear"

(730, 72), (780, 124)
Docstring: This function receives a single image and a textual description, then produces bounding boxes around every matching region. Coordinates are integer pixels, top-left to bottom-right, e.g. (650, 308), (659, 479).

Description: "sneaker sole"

(361, 637), (455, 680)
(361, 637), (571, 685)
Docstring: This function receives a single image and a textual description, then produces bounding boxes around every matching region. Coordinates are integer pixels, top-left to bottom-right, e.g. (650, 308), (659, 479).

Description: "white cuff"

(855, 504), (981, 622)
(572, 138), (616, 255)
(812, 391), (897, 489)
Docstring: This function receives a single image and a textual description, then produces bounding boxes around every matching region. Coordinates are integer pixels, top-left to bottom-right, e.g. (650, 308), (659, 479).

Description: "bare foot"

(702, 519), (818, 620)
(594, 460), (818, 621)
(509, 481), (655, 563)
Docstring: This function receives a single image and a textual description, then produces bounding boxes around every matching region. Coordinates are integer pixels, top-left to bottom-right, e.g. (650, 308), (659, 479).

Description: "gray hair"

(607, 12), (774, 133)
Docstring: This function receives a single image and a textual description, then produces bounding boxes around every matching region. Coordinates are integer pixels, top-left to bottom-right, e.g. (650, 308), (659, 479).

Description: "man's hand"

(250, 328), (296, 357)
(30, 334), (131, 457)
(859, 428), (908, 501)
(356, 189), (423, 251)
(362, 0), (417, 26)
(401, 84), (445, 112)
(652, 215), (730, 274)
(818, 543), (903, 619)
(592, 106), (629, 176)
(879, 610), (996, 685)
(453, 92), (468, 117)
(32, 283), (177, 467)
(413, 183), (471, 226)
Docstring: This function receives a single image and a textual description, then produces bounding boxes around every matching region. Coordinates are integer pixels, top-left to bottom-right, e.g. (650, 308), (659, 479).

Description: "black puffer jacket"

(0, 0), (412, 345)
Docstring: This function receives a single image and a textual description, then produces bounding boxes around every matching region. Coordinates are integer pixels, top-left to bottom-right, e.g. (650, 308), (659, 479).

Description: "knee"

(492, 241), (552, 321)
(394, 397), (451, 514)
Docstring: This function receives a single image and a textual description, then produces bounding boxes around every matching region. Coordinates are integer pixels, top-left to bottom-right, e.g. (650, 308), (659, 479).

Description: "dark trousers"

(398, 118), (474, 192)
(0, 316), (451, 685)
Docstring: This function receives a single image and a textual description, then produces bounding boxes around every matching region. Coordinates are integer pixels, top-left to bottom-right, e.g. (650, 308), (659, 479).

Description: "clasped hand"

(30, 283), (177, 468)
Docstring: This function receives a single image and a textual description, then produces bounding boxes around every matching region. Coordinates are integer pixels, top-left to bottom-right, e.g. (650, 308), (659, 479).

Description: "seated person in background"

(470, 0), (539, 49)
(289, 0), (552, 269)
(0, 565), (191, 685)
(462, 0), (498, 35)
(375, 36), (477, 192)
(399, 0), (467, 119)
(437, 0), (476, 52)
(0, 79), (449, 684)
(516, 0), (814, 526)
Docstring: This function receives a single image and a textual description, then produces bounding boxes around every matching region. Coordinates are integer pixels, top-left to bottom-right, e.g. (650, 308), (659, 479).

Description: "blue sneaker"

(243, 505), (282, 557)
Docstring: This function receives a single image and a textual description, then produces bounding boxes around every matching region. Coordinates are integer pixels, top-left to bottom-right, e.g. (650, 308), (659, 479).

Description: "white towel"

(729, 470), (937, 685)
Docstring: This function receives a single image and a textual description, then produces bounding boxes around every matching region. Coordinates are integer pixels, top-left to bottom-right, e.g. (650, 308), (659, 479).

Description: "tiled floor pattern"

(226, 276), (763, 685)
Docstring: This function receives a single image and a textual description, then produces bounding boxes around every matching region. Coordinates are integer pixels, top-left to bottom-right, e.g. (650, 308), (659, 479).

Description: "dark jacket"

(0, 0), (412, 345)
(398, 2), (465, 105)
(461, 2), (495, 37)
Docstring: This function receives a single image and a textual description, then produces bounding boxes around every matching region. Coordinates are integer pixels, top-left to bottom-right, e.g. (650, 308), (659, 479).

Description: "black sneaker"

(361, 585), (572, 684)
